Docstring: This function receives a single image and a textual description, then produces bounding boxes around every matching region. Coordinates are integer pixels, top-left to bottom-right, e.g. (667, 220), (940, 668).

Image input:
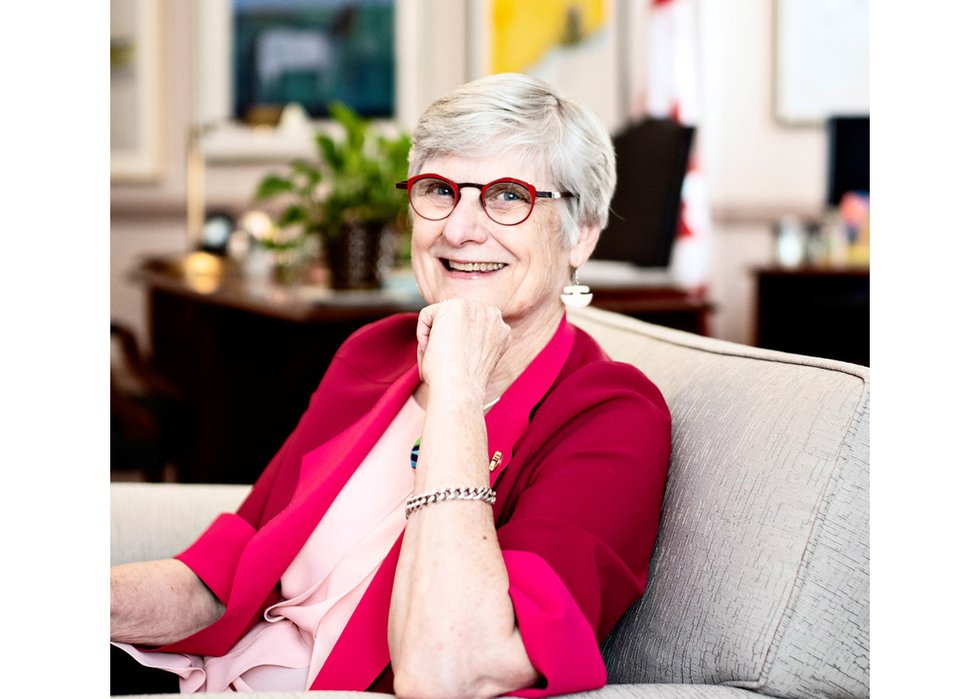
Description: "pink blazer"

(151, 313), (671, 696)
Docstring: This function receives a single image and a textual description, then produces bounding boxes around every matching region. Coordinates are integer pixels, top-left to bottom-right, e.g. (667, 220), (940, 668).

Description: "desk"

(136, 253), (711, 483)
(753, 264), (870, 366)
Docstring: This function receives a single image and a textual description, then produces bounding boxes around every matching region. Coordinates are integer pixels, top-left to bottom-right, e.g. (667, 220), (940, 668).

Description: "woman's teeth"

(445, 261), (506, 272)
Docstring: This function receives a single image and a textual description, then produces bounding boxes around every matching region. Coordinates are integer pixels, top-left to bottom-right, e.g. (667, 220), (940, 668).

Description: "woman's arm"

(388, 300), (538, 699)
(110, 559), (225, 647)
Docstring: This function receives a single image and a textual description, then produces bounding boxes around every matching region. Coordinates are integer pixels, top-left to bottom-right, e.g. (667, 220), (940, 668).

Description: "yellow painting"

(491, 0), (607, 74)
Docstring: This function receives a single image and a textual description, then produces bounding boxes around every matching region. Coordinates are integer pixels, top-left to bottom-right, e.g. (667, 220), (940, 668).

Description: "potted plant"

(254, 102), (411, 289)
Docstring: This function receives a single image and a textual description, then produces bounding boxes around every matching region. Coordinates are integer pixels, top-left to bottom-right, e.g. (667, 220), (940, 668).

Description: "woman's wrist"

(413, 445), (490, 489)
(412, 378), (495, 491)
(412, 426), (490, 492)
(424, 380), (488, 414)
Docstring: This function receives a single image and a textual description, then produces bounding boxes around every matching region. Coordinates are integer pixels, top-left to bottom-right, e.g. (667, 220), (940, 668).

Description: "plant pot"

(324, 219), (387, 290)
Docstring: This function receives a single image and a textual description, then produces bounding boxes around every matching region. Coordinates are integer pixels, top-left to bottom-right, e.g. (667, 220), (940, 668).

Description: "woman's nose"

(441, 190), (490, 245)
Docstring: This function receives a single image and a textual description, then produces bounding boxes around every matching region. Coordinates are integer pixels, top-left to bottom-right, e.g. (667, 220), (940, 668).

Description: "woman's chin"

(427, 278), (507, 307)
(439, 290), (505, 310)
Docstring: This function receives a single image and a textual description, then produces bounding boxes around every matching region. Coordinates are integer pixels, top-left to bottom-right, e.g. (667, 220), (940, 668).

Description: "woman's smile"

(441, 259), (509, 274)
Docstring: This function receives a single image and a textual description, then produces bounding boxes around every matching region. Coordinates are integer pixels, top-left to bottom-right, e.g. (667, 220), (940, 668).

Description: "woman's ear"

(569, 225), (600, 269)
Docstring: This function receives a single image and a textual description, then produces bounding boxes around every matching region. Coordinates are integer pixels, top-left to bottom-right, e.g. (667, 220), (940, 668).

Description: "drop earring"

(560, 268), (592, 308)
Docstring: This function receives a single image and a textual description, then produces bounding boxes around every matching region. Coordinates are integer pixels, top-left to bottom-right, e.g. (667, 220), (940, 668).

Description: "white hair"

(408, 73), (616, 246)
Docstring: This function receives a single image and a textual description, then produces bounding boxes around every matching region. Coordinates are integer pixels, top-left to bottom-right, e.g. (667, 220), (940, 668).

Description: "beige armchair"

(111, 306), (869, 698)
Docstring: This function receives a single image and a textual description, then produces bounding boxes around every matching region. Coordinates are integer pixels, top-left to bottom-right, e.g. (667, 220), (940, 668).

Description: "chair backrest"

(569, 306), (869, 699)
(592, 117), (694, 268)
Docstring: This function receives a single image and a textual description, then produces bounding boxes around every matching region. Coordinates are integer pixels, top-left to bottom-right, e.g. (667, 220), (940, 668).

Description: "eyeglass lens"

(409, 176), (534, 226)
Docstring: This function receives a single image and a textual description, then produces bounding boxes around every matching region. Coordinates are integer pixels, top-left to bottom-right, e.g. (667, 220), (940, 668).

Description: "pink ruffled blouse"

(113, 395), (423, 692)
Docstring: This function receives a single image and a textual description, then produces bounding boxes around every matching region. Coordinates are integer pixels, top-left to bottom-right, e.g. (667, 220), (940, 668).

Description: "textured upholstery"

(565, 687), (760, 699)
(111, 483), (248, 566)
(568, 308), (869, 698)
(109, 306), (869, 698)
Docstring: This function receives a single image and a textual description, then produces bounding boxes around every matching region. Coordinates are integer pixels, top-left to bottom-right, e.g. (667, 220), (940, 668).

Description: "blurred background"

(110, 0), (869, 485)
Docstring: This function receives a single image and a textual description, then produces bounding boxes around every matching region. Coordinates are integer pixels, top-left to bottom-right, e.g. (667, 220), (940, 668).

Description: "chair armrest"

(110, 482), (249, 565)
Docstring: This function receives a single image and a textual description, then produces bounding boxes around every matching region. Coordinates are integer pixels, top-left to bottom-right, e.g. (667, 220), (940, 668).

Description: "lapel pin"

(489, 450), (502, 472)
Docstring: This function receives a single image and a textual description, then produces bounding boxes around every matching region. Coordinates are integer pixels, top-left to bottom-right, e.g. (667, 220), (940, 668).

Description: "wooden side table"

(753, 264), (870, 366)
(590, 285), (712, 336)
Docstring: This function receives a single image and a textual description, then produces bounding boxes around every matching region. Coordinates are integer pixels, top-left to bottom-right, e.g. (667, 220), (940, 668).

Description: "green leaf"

(280, 205), (308, 227)
(254, 175), (294, 200)
(330, 101), (365, 152)
(290, 160), (322, 184)
(315, 134), (341, 170)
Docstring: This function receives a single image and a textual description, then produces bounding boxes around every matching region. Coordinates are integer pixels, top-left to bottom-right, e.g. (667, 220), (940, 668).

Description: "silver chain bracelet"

(405, 486), (497, 519)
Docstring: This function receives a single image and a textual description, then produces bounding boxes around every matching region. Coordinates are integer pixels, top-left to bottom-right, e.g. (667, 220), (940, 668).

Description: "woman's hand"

(416, 299), (511, 403)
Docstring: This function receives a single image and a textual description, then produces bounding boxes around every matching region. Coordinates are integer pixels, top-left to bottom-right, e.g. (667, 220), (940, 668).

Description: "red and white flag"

(644, 0), (711, 293)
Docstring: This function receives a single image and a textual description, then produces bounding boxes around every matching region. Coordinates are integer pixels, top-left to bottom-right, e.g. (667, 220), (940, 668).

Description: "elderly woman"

(111, 73), (671, 697)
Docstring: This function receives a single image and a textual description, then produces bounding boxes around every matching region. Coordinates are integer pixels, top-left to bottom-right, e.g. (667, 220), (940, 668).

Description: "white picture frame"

(111, 0), (164, 181)
(774, 0), (869, 125)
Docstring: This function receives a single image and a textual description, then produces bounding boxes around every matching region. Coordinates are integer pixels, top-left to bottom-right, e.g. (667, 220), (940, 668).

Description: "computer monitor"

(827, 115), (870, 206)
(592, 117), (695, 268)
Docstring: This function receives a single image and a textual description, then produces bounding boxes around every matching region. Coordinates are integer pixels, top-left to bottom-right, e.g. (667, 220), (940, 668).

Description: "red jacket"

(156, 313), (671, 696)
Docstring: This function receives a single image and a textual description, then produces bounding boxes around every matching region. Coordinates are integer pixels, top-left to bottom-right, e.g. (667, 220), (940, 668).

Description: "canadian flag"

(645, 0), (711, 292)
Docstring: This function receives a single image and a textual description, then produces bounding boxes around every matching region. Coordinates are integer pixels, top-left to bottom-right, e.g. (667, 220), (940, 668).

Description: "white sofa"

(111, 305), (870, 698)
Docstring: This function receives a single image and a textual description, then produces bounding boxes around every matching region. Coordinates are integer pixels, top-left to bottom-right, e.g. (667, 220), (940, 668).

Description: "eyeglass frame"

(395, 173), (578, 226)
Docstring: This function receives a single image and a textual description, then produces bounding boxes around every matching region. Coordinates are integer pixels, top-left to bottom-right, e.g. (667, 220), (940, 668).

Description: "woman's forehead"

(421, 150), (551, 185)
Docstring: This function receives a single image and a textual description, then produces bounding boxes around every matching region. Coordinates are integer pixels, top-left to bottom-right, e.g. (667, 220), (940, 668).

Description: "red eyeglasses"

(395, 174), (577, 226)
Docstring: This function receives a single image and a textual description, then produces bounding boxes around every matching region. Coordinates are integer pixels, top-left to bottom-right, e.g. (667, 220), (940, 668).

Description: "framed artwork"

(232, 0), (395, 122)
(774, 0), (869, 125)
(111, 0), (164, 181)
(466, 0), (624, 131)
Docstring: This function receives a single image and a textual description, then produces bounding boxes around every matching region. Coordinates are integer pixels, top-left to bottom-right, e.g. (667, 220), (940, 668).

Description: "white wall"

(111, 1), (195, 346)
(110, 0), (838, 348)
(696, 0), (827, 342)
(700, 0), (826, 210)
